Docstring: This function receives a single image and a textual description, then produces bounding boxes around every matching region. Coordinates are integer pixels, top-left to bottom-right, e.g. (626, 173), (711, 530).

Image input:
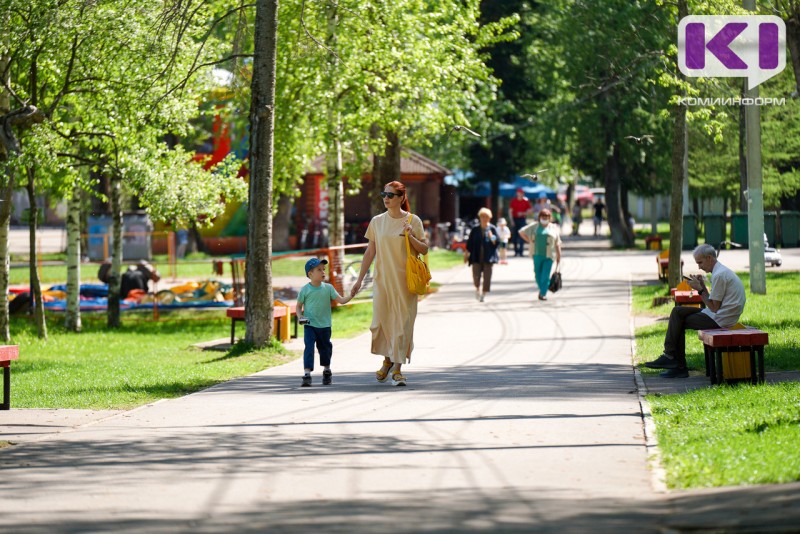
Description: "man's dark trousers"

(513, 217), (527, 256)
(665, 306), (719, 367)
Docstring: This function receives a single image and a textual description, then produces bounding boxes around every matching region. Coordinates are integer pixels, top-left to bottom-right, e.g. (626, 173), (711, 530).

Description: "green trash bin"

(764, 212), (777, 247)
(780, 211), (800, 247)
(703, 214), (725, 248)
(682, 214), (698, 250)
(731, 212), (748, 248)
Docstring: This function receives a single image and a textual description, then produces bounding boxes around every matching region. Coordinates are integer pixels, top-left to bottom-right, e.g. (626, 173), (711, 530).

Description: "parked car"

(557, 185), (594, 207)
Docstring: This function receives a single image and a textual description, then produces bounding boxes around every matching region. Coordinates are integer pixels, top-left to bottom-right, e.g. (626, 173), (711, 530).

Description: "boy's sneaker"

(322, 369), (333, 385)
(301, 375), (312, 387)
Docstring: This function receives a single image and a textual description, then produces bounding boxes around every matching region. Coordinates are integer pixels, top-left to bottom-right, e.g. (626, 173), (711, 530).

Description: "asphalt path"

(1, 235), (799, 532)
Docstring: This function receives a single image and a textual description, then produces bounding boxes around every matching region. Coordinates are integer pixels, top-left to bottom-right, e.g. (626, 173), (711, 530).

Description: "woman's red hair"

(386, 181), (411, 212)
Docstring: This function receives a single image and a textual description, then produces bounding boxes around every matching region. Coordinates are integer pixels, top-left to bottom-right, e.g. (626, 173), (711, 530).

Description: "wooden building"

(296, 149), (455, 248)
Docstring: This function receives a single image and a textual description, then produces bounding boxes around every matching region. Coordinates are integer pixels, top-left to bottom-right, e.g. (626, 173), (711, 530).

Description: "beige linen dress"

(365, 211), (425, 363)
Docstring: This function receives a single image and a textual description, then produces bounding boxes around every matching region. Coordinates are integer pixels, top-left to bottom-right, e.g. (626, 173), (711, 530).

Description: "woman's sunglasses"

(379, 191), (401, 199)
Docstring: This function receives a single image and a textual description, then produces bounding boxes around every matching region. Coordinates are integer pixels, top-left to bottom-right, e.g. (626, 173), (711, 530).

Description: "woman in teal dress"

(519, 208), (562, 301)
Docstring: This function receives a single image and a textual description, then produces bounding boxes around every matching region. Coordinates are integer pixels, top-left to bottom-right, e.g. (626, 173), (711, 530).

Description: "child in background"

(296, 258), (352, 387)
(497, 218), (511, 264)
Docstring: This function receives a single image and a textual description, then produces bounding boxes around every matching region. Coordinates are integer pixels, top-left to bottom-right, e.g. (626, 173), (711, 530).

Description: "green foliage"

(2, 0), (247, 224)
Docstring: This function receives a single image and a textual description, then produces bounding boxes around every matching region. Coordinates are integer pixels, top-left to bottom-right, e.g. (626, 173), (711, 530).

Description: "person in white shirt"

(497, 218), (512, 264)
(645, 244), (746, 378)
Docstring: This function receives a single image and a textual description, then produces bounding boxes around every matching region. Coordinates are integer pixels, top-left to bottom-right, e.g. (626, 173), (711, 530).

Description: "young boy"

(296, 257), (352, 387)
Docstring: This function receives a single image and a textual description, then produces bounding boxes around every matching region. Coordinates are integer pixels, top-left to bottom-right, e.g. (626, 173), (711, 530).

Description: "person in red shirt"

(509, 188), (532, 257)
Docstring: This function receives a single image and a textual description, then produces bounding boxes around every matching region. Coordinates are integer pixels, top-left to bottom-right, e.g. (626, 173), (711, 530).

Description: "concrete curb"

(628, 272), (669, 493)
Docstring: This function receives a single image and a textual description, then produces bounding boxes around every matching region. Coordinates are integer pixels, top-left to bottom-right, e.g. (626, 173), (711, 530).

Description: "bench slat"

(0, 345), (19, 362)
(698, 328), (769, 348)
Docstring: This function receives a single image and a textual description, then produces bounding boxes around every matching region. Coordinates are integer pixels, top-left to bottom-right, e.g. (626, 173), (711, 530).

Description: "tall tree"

(2, 0), (247, 332)
(245, 0), (279, 347)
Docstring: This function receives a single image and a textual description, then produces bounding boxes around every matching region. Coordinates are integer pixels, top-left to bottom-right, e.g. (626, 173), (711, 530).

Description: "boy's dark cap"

(305, 257), (328, 276)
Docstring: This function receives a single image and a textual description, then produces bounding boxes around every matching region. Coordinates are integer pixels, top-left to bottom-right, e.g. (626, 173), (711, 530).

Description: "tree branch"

(148, 53), (253, 114)
(46, 34), (79, 117)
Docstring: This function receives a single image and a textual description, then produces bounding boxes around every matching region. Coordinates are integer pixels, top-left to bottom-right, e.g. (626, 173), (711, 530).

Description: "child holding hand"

(297, 257), (352, 387)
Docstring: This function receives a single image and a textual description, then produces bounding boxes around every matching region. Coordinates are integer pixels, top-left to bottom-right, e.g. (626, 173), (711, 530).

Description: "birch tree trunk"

(325, 2), (345, 292)
(0, 29), (11, 341)
(0, 170), (12, 342)
(26, 166), (47, 339)
(65, 184), (82, 332)
(245, 0), (279, 347)
(107, 174), (123, 328)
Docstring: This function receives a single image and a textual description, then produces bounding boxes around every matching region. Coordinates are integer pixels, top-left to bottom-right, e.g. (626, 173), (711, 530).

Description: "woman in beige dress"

(350, 181), (429, 386)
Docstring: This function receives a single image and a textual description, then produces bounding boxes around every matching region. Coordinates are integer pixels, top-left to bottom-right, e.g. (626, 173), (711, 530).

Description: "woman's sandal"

(391, 371), (407, 387)
(376, 363), (391, 383)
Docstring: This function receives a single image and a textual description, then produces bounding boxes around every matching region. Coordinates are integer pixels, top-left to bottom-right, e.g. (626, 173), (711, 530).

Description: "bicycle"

(343, 259), (373, 297)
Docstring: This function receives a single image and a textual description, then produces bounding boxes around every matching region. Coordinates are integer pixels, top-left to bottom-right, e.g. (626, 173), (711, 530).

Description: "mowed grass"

(9, 300), (376, 410)
(632, 270), (800, 489)
(648, 383), (800, 489)
(9, 311), (294, 410)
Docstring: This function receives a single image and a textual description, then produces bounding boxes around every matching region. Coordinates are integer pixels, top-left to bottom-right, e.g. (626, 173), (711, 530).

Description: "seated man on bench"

(645, 244), (746, 378)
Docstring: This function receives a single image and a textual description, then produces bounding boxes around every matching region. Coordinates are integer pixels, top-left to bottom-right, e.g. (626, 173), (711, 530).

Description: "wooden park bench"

(226, 301), (298, 344)
(1, 345), (20, 410)
(698, 326), (768, 385)
(657, 250), (683, 282)
(671, 281), (704, 308)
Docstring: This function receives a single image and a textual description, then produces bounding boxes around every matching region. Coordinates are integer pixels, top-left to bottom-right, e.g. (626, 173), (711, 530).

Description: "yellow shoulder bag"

(404, 214), (431, 295)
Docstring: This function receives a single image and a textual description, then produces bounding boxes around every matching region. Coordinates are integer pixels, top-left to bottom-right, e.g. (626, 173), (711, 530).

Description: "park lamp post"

(744, 0), (767, 295)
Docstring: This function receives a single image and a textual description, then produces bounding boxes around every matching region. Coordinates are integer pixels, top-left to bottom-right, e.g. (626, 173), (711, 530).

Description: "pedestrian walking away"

(497, 217), (511, 264)
(297, 258), (353, 386)
(519, 208), (562, 301)
(509, 187), (532, 257)
(593, 198), (606, 236)
(350, 181), (429, 387)
(644, 244), (746, 378)
(464, 208), (500, 302)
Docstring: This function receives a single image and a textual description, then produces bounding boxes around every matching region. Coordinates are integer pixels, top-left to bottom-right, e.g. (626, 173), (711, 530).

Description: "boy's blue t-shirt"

(297, 282), (340, 328)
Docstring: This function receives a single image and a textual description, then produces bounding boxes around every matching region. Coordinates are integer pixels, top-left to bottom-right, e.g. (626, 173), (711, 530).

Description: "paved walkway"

(2, 236), (800, 532)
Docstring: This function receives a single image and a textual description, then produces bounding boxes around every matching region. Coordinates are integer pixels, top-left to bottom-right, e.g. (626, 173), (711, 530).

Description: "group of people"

(462, 205), (562, 303)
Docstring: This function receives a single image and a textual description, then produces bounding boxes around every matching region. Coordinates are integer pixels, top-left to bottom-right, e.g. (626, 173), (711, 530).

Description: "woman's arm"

(404, 218), (429, 255)
(350, 241), (376, 297)
(408, 231), (429, 255)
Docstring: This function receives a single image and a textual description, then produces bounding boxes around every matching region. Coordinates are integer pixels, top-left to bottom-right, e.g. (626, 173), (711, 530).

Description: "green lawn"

(9, 311), (293, 409)
(11, 249), (465, 286)
(632, 270), (800, 489)
(7, 289), (376, 409)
